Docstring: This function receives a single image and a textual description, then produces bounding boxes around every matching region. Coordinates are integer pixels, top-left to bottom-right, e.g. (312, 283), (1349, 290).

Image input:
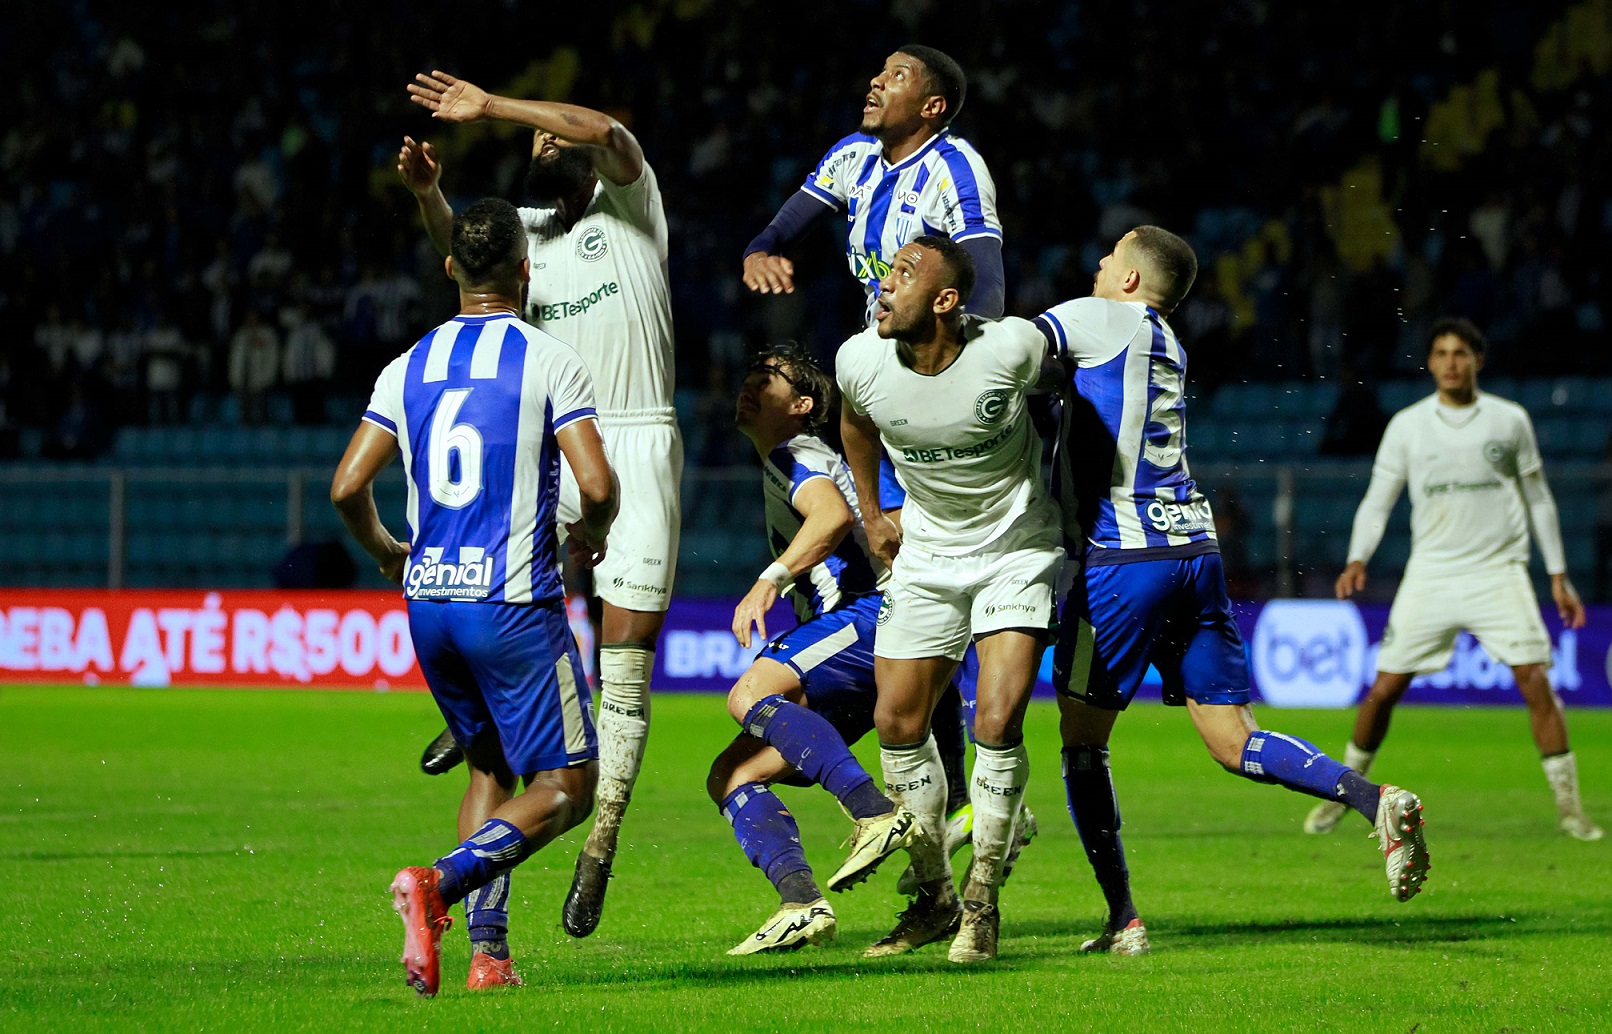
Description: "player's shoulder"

(836, 323), (886, 363)
(777, 433), (841, 470)
(516, 204), (553, 231)
(1481, 391), (1531, 420)
(1384, 393), (1437, 429)
(1037, 297), (1147, 359)
(932, 131), (989, 167)
(821, 131), (879, 158)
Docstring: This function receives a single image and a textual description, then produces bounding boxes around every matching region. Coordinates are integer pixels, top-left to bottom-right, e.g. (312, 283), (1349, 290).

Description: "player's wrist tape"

(760, 561), (793, 593)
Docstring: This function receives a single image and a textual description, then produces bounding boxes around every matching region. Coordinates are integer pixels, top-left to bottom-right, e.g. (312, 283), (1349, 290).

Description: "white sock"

(880, 735), (952, 886)
(1542, 751), (1585, 819)
(968, 740), (1029, 899)
(587, 646), (653, 857)
(1344, 742), (1375, 779)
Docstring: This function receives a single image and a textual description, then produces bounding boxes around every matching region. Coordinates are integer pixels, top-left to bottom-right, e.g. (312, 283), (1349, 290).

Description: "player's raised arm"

(556, 417), (619, 570)
(398, 136), (454, 257)
(1338, 415), (1409, 599)
(331, 422), (409, 583)
(742, 192), (837, 295)
(408, 70), (644, 186)
(731, 477), (854, 648)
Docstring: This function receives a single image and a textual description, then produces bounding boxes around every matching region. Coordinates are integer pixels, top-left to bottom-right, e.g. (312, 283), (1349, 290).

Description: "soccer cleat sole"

(563, 852), (612, 938)
(727, 900), (837, 956)
(1373, 786), (1431, 903)
(1303, 799), (1348, 835)
(390, 866), (450, 998)
(828, 810), (918, 893)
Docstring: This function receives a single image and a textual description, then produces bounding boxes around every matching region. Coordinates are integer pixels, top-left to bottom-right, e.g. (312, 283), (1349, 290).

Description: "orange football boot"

(466, 952), (523, 989)
(390, 866), (452, 997)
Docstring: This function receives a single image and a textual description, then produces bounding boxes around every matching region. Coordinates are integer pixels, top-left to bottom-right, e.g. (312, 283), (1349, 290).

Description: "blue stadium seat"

(1515, 380), (1556, 414)
(1483, 375), (1521, 402)
(1378, 381), (1426, 413)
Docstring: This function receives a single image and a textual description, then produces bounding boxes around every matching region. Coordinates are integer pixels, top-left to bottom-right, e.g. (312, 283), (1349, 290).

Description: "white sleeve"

(835, 334), (873, 417)
(550, 346), (599, 432)
(596, 162), (666, 251)
(1345, 415), (1408, 566)
(1520, 469), (1568, 575)
(1033, 298), (1129, 366)
(362, 352), (411, 436)
(1008, 318), (1046, 391)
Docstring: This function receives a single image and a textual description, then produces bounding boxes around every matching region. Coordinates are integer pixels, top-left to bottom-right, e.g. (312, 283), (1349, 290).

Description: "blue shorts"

(878, 455), (907, 511)
(408, 600), (597, 774)
(1052, 553), (1251, 711)
(762, 594), (880, 745)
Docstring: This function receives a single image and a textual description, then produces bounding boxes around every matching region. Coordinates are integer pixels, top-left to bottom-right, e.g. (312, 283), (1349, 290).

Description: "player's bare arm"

(839, 405), (900, 566)
(409, 70), (644, 185)
(732, 478), (854, 648)
(556, 418), (619, 570)
(330, 422), (409, 583)
(397, 136), (453, 257)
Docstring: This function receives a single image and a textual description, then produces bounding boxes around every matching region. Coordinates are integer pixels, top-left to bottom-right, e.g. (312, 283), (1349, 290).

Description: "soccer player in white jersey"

(400, 70), (682, 933)
(704, 344), (921, 956)
(836, 236), (1063, 963)
(1306, 318), (1600, 841)
(1041, 228), (1431, 957)
(330, 199), (618, 996)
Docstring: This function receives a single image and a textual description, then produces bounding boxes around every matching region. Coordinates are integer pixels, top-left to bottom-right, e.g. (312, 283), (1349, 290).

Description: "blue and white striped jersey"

(762, 434), (885, 623)
(364, 312), (599, 604)
(1035, 298), (1218, 565)
(802, 129), (1000, 321)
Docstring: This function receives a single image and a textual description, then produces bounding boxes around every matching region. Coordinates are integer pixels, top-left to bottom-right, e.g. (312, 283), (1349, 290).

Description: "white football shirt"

(836, 315), (1056, 555)
(519, 163), (674, 415)
(1350, 392), (1548, 575)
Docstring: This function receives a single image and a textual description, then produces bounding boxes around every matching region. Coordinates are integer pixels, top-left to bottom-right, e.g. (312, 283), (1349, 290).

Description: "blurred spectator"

(281, 304), (336, 424)
(46, 383), (106, 460)
(144, 319), (190, 424)
(229, 309), (279, 425)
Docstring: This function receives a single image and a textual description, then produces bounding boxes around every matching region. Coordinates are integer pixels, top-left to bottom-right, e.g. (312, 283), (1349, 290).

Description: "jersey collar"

(878, 128), (948, 174)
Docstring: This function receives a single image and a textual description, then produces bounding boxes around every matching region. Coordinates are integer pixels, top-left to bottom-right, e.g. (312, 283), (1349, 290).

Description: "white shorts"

(1376, 563), (1552, 675)
(558, 413), (682, 613)
(874, 526), (1064, 661)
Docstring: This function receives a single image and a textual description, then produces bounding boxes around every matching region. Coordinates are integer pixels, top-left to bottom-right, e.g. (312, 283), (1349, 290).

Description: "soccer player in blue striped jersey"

(705, 344), (921, 956)
(1037, 226), (1431, 957)
(331, 198), (618, 996)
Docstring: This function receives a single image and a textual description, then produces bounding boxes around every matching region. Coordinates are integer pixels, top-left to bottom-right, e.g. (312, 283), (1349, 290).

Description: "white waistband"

(598, 407), (678, 427)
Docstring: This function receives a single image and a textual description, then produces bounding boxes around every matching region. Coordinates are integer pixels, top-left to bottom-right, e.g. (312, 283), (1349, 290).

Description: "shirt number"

(1143, 364), (1185, 469)
(428, 388), (484, 508)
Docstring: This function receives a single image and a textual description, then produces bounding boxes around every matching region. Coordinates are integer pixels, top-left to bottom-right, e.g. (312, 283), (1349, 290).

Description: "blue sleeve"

(961, 236), (1005, 318)
(744, 190), (836, 259)
(768, 445), (833, 501)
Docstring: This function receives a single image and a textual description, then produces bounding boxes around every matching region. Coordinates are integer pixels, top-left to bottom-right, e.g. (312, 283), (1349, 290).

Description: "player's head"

(875, 235), (975, 342)
(859, 46), (967, 137)
(525, 130), (595, 203)
(1427, 316), (1486, 391)
(736, 343), (834, 442)
(1093, 226), (1198, 316)
(447, 197), (529, 296)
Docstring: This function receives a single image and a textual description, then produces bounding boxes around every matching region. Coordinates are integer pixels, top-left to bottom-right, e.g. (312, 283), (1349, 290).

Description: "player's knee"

(874, 702), (927, 745)
(972, 706), (1020, 748)
(705, 757), (736, 805)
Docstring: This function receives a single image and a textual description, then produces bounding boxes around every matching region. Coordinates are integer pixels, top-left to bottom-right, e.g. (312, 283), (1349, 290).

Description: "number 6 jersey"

(1035, 297), (1218, 565)
(362, 311), (600, 604)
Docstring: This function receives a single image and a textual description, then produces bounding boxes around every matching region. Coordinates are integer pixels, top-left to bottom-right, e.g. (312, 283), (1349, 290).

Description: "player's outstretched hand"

(1552, 574), (1587, 630)
(565, 521), (608, 570)
(408, 70), (489, 123)
(732, 580), (779, 649)
(864, 513), (901, 568)
(1334, 561), (1367, 600)
(380, 540), (410, 585)
(397, 136), (441, 196)
(743, 252), (796, 295)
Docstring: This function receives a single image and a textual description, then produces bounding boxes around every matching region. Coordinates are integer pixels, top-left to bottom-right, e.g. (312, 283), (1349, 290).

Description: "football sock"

(1240, 731), (1382, 820)
(1344, 742), (1375, 778)
(465, 874), (510, 960)
(933, 682), (971, 814)
(957, 646), (980, 744)
(741, 695), (890, 819)
(721, 782), (818, 903)
(1062, 745), (1138, 929)
(587, 645), (653, 859)
(1542, 751), (1587, 819)
(435, 818), (530, 906)
(968, 738), (1029, 899)
(880, 734), (951, 885)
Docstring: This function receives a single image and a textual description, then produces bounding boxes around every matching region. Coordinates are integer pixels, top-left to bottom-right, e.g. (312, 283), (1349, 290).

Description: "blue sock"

(1062, 746), (1138, 929)
(465, 873), (510, 960)
(934, 682), (970, 814)
(721, 782), (820, 903)
(956, 646), (979, 744)
(434, 818), (530, 906)
(1240, 731), (1379, 818)
(742, 696), (890, 819)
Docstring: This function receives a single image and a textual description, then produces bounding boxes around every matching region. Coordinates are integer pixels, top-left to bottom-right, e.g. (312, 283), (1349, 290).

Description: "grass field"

(2, 686), (1608, 1032)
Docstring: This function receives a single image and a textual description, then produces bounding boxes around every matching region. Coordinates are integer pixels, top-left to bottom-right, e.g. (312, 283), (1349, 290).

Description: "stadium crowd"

(2, 0), (1608, 461)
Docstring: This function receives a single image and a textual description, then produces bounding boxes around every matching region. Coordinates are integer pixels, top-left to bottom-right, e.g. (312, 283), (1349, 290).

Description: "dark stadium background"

(2, 0), (1609, 693)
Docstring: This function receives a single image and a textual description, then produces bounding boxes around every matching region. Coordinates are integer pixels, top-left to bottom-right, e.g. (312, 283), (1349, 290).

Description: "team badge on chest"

(576, 225), (609, 262)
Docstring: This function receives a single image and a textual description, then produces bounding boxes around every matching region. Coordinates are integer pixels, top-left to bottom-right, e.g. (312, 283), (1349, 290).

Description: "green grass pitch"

(2, 685), (1608, 1031)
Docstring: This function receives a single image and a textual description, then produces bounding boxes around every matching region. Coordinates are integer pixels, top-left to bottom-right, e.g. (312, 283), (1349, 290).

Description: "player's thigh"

(971, 627), (1045, 742)
(968, 539), (1062, 646)
(1053, 560), (1173, 712)
(407, 600), (497, 754)
(1057, 693), (1121, 747)
(873, 655), (956, 743)
(591, 423), (682, 613)
(1462, 564), (1552, 669)
(452, 601), (599, 777)
(727, 657), (807, 725)
(875, 546), (972, 663)
(1165, 553), (1253, 707)
(766, 595), (882, 746)
(1376, 574), (1463, 675)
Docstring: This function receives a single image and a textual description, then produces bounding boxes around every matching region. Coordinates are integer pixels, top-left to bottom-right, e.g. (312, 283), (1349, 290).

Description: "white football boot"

(1080, 917), (1151, 956)
(1372, 785), (1431, 902)
(1304, 799), (1348, 834)
(727, 899), (837, 956)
